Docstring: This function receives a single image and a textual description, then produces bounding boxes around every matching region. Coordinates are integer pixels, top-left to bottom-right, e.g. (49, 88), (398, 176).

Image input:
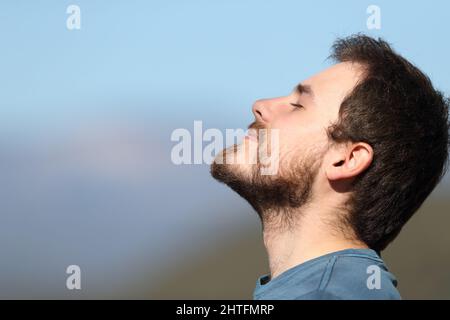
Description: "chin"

(211, 143), (257, 183)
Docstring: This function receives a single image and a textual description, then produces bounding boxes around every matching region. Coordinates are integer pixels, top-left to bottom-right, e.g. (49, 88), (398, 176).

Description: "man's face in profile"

(211, 62), (364, 218)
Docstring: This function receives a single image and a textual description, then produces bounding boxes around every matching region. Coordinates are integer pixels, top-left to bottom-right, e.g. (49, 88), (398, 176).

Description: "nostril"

(252, 100), (266, 121)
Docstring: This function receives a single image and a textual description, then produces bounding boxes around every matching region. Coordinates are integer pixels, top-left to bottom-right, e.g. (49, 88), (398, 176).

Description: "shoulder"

(295, 253), (401, 300)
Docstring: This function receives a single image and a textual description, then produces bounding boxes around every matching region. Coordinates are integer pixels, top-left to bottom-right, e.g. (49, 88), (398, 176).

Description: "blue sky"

(1, 0), (449, 134)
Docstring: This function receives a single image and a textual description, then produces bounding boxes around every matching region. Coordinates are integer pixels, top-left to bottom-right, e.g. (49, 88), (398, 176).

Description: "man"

(210, 34), (449, 300)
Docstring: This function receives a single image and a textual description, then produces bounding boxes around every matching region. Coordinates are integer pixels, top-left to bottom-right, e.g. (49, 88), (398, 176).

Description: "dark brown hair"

(328, 34), (450, 252)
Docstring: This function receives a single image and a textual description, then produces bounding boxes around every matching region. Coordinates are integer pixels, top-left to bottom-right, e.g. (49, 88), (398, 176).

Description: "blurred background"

(0, 0), (449, 299)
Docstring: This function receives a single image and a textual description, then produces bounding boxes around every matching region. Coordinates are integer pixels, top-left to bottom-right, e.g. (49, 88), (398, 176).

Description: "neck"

(261, 201), (368, 280)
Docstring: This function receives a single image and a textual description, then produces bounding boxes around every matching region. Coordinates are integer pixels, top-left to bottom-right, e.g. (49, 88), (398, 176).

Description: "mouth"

(244, 135), (257, 142)
(245, 128), (259, 142)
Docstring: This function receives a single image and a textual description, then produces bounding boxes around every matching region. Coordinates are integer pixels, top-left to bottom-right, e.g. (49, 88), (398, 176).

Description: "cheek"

(278, 124), (328, 158)
(271, 112), (330, 157)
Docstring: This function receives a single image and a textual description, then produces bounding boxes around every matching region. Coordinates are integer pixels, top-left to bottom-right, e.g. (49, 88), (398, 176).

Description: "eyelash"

(290, 103), (304, 110)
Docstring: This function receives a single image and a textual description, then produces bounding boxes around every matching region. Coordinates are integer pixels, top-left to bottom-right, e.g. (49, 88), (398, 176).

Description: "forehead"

(303, 62), (365, 109)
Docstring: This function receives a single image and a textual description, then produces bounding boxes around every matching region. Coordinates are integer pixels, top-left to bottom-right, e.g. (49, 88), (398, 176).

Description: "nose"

(252, 99), (273, 124)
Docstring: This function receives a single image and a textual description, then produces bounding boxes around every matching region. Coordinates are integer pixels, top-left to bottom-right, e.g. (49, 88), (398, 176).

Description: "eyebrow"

(296, 83), (314, 97)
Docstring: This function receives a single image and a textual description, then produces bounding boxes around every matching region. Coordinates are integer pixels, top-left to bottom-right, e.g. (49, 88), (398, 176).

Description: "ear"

(325, 142), (373, 181)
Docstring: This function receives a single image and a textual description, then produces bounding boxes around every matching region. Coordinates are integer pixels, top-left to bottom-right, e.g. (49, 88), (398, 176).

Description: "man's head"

(210, 34), (449, 252)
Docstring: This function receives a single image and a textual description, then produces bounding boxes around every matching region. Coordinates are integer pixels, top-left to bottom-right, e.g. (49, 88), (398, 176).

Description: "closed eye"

(290, 103), (304, 109)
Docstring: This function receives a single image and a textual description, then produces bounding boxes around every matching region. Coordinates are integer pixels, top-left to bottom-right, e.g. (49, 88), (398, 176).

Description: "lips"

(245, 128), (258, 141)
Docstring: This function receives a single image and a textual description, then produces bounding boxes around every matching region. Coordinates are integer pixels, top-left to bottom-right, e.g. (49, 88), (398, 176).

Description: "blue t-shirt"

(253, 248), (401, 300)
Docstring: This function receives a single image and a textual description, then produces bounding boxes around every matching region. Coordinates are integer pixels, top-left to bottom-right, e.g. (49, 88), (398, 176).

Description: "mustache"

(247, 120), (267, 131)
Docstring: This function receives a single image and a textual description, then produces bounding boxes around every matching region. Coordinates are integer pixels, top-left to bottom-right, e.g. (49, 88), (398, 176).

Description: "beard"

(210, 121), (323, 229)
